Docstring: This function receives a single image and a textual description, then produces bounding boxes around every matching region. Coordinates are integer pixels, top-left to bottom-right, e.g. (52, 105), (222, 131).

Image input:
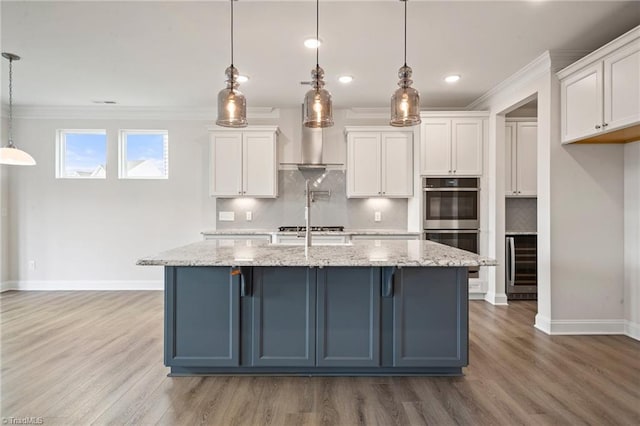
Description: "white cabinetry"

(559, 26), (640, 144)
(505, 121), (537, 197)
(420, 113), (485, 176)
(345, 128), (413, 198)
(209, 127), (278, 197)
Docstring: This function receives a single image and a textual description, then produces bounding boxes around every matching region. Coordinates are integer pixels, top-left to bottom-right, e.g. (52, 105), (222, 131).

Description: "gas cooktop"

(278, 226), (345, 232)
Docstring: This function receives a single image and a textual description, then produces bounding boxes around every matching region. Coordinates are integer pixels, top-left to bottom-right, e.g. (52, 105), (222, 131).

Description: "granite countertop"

(137, 239), (497, 268)
(505, 231), (537, 235)
(201, 229), (422, 236)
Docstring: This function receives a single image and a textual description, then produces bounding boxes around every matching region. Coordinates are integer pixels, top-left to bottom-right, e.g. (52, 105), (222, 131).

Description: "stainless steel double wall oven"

(423, 177), (480, 276)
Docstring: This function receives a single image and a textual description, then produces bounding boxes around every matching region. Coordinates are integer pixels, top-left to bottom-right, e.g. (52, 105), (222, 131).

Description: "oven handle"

(507, 237), (515, 287)
(424, 230), (480, 234)
(423, 188), (479, 192)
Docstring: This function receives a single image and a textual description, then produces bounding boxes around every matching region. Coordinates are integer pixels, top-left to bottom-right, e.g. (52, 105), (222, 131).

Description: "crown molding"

(466, 51), (553, 110)
(0, 105), (280, 121)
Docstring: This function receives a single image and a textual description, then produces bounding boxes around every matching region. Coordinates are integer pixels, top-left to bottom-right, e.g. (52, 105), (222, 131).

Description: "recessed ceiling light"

(304, 38), (322, 49)
(444, 75), (461, 83)
(338, 75), (353, 84)
(237, 75), (249, 83)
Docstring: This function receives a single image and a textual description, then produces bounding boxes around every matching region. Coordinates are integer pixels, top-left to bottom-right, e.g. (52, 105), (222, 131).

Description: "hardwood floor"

(1, 291), (638, 425)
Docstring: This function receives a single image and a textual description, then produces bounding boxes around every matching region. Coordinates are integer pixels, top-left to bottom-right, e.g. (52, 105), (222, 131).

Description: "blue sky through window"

(65, 133), (107, 174)
(125, 133), (167, 176)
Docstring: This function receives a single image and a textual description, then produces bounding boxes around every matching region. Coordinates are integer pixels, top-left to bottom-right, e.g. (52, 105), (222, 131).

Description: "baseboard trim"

(1, 280), (17, 292)
(469, 293), (486, 300)
(534, 314), (552, 334)
(625, 321), (640, 341)
(5, 280), (163, 291)
(483, 292), (508, 306)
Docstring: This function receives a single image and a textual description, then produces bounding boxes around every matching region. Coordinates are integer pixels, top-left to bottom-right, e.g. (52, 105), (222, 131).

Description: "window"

(56, 130), (107, 179)
(118, 130), (169, 179)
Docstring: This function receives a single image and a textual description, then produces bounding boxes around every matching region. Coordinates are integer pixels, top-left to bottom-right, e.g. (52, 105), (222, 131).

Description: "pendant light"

(303, 0), (333, 128)
(390, 0), (421, 127)
(216, 0), (247, 128)
(0, 53), (36, 166)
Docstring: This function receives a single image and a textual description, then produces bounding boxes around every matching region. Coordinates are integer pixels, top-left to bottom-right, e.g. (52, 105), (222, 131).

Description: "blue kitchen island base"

(163, 266), (469, 376)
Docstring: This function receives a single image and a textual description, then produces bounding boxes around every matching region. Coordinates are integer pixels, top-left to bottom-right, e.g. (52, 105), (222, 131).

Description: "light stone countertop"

(505, 231), (537, 235)
(137, 239), (497, 268)
(201, 229), (422, 236)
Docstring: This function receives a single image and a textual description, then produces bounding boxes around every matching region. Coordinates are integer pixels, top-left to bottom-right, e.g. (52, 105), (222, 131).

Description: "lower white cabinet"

(209, 127), (278, 198)
(505, 121), (537, 197)
(345, 128), (413, 198)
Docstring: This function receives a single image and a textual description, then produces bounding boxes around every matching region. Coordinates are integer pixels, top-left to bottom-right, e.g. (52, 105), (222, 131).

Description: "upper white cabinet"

(420, 113), (486, 176)
(505, 121), (537, 197)
(345, 127), (413, 198)
(209, 127), (278, 198)
(559, 26), (640, 144)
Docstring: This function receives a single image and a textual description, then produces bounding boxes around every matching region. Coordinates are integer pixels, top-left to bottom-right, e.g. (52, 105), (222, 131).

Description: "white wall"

(1, 117), (9, 289)
(472, 52), (627, 335)
(8, 117), (215, 288)
(624, 141), (640, 339)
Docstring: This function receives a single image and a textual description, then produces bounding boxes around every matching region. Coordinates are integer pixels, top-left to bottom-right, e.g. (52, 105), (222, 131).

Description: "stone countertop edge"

(505, 231), (538, 235)
(137, 239), (498, 268)
(201, 229), (423, 236)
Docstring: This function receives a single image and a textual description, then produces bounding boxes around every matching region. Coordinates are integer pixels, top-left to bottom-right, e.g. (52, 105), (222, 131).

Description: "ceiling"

(1, 1), (639, 109)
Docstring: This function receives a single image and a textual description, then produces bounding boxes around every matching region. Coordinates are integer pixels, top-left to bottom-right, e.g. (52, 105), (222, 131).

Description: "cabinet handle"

(382, 267), (396, 297)
(453, 170), (456, 174)
(603, 123), (609, 127)
(238, 191), (242, 194)
(448, 170), (452, 173)
(595, 125), (601, 129)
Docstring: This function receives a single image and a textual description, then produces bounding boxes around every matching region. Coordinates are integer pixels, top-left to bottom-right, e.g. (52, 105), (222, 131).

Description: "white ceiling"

(1, 1), (639, 109)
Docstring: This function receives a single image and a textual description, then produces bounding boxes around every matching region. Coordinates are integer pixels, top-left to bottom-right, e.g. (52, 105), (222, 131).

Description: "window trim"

(118, 129), (169, 180)
(55, 129), (108, 179)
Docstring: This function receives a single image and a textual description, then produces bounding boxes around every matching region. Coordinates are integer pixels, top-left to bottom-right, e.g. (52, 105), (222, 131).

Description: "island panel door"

(251, 267), (316, 366)
(393, 267), (468, 367)
(316, 267), (381, 367)
(166, 266), (240, 367)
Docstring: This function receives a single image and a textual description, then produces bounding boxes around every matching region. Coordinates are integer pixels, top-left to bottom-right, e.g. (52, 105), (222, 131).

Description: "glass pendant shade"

(0, 146), (36, 166)
(390, 65), (421, 127)
(216, 65), (247, 128)
(303, 65), (333, 128)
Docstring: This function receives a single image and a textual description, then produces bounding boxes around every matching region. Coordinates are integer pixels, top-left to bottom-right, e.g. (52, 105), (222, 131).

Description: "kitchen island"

(138, 239), (496, 376)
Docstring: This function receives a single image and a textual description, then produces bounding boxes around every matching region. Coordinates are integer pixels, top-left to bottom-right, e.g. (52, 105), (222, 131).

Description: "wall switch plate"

(28, 260), (36, 271)
(219, 211), (235, 221)
(374, 211), (382, 222)
(246, 211), (253, 221)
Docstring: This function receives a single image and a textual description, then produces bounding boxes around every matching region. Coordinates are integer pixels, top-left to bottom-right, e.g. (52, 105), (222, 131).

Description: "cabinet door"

(393, 268), (468, 367)
(516, 122), (537, 197)
(165, 267), (239, 367)
(209, 133), (243, 196)
(561, 62), (604, 143)
(317, 268), (381, 367)
(381, 132), (413, 197)
(347, 132), (382, 197)
(452, 118), (483, 176)
(243, 132), (277, 198)
(505, 123), (516, 196)
(421, 119), (452, 175)
(604, 42), (640, 131)
(251, 267), (316, 366)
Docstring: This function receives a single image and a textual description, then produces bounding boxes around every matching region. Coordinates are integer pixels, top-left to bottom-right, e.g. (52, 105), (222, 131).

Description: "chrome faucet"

(305, 179), (312, 247)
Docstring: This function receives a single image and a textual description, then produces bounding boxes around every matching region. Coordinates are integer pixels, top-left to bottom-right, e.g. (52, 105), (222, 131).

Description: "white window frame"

(118, 130), (169, 180)
(55, 129), (108, 179)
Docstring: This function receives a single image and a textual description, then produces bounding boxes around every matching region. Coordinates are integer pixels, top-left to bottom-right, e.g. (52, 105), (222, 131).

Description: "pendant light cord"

(316, 0), (319, 67)
(403, 0), (407, 67)
(8, 57), (13, 147)
(230, 0), (234, 67)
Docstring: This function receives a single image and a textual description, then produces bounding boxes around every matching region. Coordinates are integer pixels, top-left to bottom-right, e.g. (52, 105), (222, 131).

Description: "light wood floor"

(1, 291), (638, 425)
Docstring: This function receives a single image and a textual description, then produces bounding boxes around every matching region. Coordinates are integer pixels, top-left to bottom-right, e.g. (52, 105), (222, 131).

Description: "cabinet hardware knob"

(603, 123), (609, 127)
(595, 125), (601, 129)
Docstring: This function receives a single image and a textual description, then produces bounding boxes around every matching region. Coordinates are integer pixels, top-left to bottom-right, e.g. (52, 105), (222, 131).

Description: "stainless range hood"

(298, 126), (326, 180)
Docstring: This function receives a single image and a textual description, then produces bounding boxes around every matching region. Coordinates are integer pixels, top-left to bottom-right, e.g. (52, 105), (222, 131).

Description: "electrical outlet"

(219, 211), (235, 221)
(28, 260), (36, 271)
(374, 211), (382, 222)
(246, 211), (252, 221)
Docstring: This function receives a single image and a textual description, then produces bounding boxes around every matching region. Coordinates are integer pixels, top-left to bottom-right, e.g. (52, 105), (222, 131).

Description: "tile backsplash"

(216, 170), (408, 229)
(505, 197), (537, 232)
